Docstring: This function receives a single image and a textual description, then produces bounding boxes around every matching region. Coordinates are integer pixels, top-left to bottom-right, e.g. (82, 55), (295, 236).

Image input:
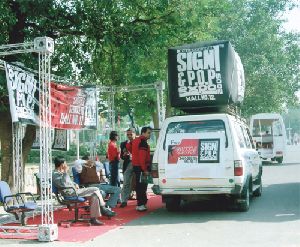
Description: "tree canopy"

(1, 0), (299, 121)
(0, 0), (299, 186)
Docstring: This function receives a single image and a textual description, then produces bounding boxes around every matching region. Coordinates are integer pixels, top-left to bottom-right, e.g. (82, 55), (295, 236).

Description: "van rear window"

(165, 120), (228, 148)
(166, 120), (226, 134)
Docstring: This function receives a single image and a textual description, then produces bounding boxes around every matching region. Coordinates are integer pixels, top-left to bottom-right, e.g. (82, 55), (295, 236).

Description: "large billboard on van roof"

(168, 40), (245, 111)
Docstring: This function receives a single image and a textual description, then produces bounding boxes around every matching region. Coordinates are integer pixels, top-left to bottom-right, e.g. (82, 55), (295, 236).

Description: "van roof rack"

(176, 104), (241, 116)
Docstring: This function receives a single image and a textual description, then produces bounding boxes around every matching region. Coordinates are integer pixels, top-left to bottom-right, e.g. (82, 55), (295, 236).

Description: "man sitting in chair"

(74, 155), (121, 208)
(52, 156), (115, 226)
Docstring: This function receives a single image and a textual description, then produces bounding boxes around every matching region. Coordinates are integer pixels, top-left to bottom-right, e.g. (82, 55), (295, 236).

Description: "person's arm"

(53, 171), (70, 188)
(95, 161), (103, 172)
(126, 142), (132, 154)
(139, 139), (148, 172)
(120, 142), (127, 160)
(74, 160), (83, 173)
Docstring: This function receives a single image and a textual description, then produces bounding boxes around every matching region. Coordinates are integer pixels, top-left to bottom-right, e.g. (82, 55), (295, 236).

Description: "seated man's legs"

(76, 187), (105, 218)
(99, 184), (121, 208)
(77, 187), (116, 217)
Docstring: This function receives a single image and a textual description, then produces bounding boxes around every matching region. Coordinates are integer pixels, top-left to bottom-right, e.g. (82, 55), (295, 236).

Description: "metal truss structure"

(98, 81), (166, 131)
(0, 37), (57, 241)
(12, 122), (25, 193)
(0, 37), (166, 241)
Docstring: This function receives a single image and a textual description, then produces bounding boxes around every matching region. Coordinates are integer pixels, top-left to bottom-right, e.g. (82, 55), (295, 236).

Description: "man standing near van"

(120, 128), (136, 208)
(132, 126), (152, 212)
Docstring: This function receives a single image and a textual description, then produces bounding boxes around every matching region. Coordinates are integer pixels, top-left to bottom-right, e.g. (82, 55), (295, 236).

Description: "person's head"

(82, 155), (89, 161)
(54, 156), (66, 169)
(126, 128), (135, 141)
(109, 131), (119, 141)
(141, 126), (152, 140)
(86, 160), (95, 168)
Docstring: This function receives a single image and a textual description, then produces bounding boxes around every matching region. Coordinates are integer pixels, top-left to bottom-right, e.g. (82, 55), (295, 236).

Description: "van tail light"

(151, 163), (159, 178)
(234, 160), (243, 176)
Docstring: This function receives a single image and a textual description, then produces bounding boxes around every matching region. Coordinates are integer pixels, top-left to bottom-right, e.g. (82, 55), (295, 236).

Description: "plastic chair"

(52, 184), (91, 226)
(0, 181), (37, 226)
(71, 167), (81, 186)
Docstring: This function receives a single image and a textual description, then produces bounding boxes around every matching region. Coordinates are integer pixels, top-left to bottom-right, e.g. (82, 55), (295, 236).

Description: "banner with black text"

(5, 63), (39, 125)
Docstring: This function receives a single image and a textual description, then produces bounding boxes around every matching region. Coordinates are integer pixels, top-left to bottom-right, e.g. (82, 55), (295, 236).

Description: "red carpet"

(0, 195), (162, 242)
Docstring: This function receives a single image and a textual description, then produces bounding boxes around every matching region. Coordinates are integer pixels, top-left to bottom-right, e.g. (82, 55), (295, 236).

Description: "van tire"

(236, 183), (250, 212)
(165, 196), (181, 212)
(253, 177), (262, 197)
(276, 157), (283, 164)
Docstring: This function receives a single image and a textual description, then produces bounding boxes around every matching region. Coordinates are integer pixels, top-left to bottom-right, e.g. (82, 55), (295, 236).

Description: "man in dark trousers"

(131, 126), (152, 212)
(120, 128), (135, 208)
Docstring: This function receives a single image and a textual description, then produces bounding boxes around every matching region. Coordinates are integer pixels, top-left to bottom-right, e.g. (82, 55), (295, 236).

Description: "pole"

(77, 130), (80, 160)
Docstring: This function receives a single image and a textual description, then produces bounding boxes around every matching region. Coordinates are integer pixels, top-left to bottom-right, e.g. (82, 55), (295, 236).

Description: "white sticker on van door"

(199, 139), (220, 162)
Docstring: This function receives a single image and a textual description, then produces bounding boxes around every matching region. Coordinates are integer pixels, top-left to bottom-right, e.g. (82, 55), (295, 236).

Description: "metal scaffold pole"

(38, 41), (58, 241)
(155, 81), (166, 128)
(12, 122), (24, 193)
(0, 37), (57, 241)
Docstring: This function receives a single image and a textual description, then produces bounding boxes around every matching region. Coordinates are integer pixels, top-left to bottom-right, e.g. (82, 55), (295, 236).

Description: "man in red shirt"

(107, 131), (120, 187)
(131, 126), (152, 211)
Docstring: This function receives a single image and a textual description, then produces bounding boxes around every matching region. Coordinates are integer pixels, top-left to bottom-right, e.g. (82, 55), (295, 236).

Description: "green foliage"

(214, 0), (300, 117)
(0, 0), (299, 123)
(26, 142), (108, 163)
(283, 108), (300, 134)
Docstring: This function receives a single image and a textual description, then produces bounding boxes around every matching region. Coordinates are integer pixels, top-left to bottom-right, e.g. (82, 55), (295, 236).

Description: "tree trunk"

(165, 96), (172, 118)
(0, 110), (36, 190)
(0, 1), (35, 189)
(152, 110), (159, 140)
(0, 111), (13, 186)
(22, 125), (36, 165)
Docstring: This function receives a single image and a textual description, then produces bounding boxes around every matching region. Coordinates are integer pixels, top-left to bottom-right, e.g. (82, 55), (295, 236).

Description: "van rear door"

(160, 120), (234, 188)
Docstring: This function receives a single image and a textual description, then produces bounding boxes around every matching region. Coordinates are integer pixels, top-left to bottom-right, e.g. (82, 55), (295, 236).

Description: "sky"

(283, 4), (300, 33)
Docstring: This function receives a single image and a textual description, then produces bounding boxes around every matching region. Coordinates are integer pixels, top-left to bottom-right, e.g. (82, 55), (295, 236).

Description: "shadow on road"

(263, 162), (300, 167)
(129, 182), (300, 226)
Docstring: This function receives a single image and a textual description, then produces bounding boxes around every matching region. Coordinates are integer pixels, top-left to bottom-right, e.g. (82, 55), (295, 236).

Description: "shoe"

(120, 202), (127, 208)
(101, 207), (116, 217)
(90, 218), (104, 226)
(136, 205), (147, 212)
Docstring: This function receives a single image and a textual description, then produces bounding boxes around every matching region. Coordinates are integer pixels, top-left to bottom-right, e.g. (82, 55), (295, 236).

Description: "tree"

(1, 0), (299, 188)
(214, 0), (300, 117)
(0, 0), (222, 187)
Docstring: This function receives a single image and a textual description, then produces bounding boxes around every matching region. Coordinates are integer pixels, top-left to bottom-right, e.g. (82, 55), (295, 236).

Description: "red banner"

(51, 82), (97, 130)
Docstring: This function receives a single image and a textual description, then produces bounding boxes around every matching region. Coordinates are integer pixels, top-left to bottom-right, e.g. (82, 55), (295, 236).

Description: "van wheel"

(165, 196), (181, 212)
(276, 157), (283, 164)
(253, 177), (262, 197)
(236, 184), (250, 212)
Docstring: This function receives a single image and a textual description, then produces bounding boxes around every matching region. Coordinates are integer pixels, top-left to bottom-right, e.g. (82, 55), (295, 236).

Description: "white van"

(151, 113), (262, 212)
(249, 113), (286, 163)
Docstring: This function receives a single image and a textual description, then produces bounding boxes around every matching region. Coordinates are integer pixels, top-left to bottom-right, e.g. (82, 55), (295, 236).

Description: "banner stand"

(0, 37), (58, 242)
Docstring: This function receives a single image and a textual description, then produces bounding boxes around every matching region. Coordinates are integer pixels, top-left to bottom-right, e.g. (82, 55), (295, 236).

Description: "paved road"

(1, 162), (300, 247)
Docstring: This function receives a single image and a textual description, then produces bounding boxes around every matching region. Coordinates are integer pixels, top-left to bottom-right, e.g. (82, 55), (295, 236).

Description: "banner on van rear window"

(166, 133), (223, 165)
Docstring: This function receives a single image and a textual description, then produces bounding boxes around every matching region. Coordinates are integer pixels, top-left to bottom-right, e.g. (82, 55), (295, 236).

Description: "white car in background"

(250, 113), (286, 164)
